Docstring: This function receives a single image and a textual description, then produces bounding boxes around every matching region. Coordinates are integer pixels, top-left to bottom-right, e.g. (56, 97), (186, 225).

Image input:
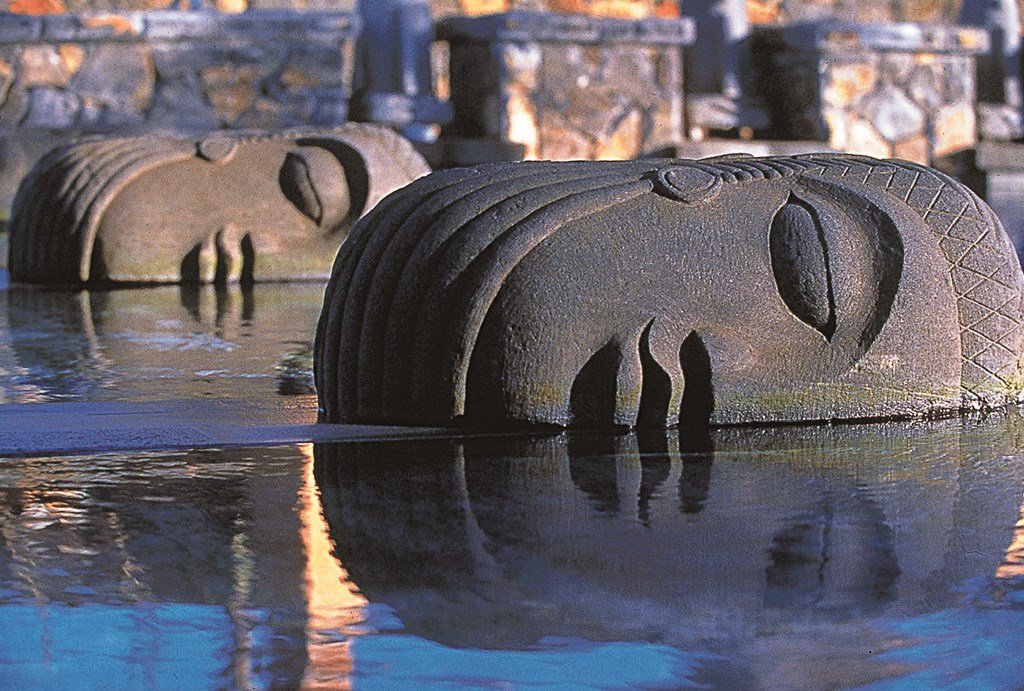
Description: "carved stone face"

(315, 154), (1024, 427)
(8, 125), (430, 285)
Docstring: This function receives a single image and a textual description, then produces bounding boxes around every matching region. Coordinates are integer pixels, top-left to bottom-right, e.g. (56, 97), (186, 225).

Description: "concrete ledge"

(755, 21), (989, 55)
(439, 11), (695, 46)
(0, 398), (462, 457)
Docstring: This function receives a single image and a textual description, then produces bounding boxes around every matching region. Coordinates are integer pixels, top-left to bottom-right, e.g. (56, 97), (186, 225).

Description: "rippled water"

(0, 280), (320, 404)
(1, 425), (1023, 689)
(1, 275), (1024, 688)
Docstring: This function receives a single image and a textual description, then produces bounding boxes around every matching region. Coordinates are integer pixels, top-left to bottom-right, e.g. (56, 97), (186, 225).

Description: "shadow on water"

(0, 282), (323, 403)
(314, 415), (1024, 687)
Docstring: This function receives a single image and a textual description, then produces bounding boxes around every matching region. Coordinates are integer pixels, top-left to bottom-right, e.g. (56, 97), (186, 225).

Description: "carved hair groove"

(315, 154), (1024, 426)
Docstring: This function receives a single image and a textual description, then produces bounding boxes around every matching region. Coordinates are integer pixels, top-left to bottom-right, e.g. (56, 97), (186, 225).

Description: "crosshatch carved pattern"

(810, 156), (1024, 401)
(315, 153), (1024, 427)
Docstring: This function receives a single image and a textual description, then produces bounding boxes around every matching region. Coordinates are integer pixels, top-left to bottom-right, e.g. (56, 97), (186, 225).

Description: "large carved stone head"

(7, 124), (430, 285)
(315, 154), (1024, 427)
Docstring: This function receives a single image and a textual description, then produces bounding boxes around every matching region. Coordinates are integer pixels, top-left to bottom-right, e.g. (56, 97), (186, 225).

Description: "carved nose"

(638, 326), (714, 429)
(569, 323), (714, 429)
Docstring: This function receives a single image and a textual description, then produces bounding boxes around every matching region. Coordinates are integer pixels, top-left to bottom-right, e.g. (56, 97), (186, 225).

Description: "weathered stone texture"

(753, 22), (987, 165)
(314, 154), (1024, 429)
(441, 11), (692, 160)
(0, 10), (357, 134)
(746, 0), (964, 24)
(7, 124), (431, 285)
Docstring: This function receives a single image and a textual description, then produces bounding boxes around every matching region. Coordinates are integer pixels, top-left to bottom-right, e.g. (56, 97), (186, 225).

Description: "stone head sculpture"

(7, 124), (430, 285)
(315, 154), (1024, 427)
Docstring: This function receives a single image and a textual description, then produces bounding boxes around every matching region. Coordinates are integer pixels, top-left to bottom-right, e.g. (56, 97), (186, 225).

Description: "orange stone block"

(8, 0), (64, 15)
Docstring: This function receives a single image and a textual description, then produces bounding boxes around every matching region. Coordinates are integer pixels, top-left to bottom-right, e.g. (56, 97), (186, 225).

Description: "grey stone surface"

(0, 11), (357, 136)
(71, 43), (154, 110)
(752, 21), (987, 164)
(315, 154), (1024, 428)
(22, 87), (79, 128)
(975, 141), (1024, 262)
(959, 0), (1022, 112)
(7, 124), (430, 285)
(441, 11), (692, 161)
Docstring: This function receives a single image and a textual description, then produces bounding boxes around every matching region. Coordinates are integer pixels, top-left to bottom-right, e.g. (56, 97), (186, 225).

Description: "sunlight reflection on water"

(2, 282), (1024, 688)
(0, 419), (1021, 688)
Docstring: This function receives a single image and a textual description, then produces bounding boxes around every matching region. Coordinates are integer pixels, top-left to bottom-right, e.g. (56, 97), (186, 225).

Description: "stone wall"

(3, 0), (353, 12)
(746, 0), (962, 24)
(752, 21), (988, 164)
(440, 11), (693, 160)
(0, 10), (356, 134)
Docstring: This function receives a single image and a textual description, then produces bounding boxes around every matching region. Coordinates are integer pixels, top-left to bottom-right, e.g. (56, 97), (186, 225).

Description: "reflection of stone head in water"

(316, 154), (1024, 427)
(7, 124), (430, 286)
(313, 422), (1024, 649)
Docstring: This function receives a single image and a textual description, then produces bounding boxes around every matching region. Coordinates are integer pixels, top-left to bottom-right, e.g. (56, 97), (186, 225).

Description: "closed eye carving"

(769, 194), (837, 341)
(279, 147), (351, 233)
(770, 186), (905, 363)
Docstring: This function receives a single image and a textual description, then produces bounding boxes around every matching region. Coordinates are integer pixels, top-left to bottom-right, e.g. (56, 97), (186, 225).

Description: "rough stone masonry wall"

(440, 11), (693, 160)
(0, 10), (356, 134)
(752, 22), (987, 165)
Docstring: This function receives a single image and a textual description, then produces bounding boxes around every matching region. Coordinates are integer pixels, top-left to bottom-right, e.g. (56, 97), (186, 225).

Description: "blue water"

(0, 425), (1019, 689)
(2, 282), (1024, 688)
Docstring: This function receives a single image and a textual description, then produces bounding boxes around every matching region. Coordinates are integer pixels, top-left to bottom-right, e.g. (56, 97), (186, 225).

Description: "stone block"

(231, 97), (304, 130)
(315, 154), (1024, 428)
(0, 10), (357, 142)
(441, 11), (693, 160)
(71, 44), (155, 112)
(200, 64), (260, 122)
(142, 11), (222, 41)
(146, 76), (220, 132)
(845, 116), (891, 159)
(933, 103), (976, 157)
(279, 45), (349, 89)
(18, 46), (70, 87)
(864, 83), (925, 142)
(22, 87), (78, 128)
(0, 84), (28, 130)
(0, 16), (42, 44)
(7, 124), (431, 286)
(41, 13), (145, 42)
(752, 21), (987, 165)
(822, 60), (877, 108)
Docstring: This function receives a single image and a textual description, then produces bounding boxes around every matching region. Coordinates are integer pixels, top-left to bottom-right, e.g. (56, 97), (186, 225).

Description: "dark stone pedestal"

(976, 141), (1024, 264)
(752, 21), (988, 166)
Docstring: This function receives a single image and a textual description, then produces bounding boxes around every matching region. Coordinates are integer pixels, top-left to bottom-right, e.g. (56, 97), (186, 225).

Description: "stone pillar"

(350, 0), (452, 143)
(683, 0), (768, 137)
(958, 0), (1023, 140)
(751, 21), (989, 165)
(439, 11), (694, 161)
(975, 141), (1024, 263)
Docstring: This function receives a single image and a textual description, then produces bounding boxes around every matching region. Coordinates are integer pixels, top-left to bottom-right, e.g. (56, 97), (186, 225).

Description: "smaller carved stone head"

(8, 124), (430, 285)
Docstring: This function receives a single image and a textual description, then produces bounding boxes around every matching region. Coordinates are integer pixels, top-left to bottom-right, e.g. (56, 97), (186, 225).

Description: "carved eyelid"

(768, 188), (904, 359)
(769, 194), (837, 341)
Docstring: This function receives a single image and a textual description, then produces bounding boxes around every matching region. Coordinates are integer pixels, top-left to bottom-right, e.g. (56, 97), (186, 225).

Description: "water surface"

(1, 278), (1023, 688)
